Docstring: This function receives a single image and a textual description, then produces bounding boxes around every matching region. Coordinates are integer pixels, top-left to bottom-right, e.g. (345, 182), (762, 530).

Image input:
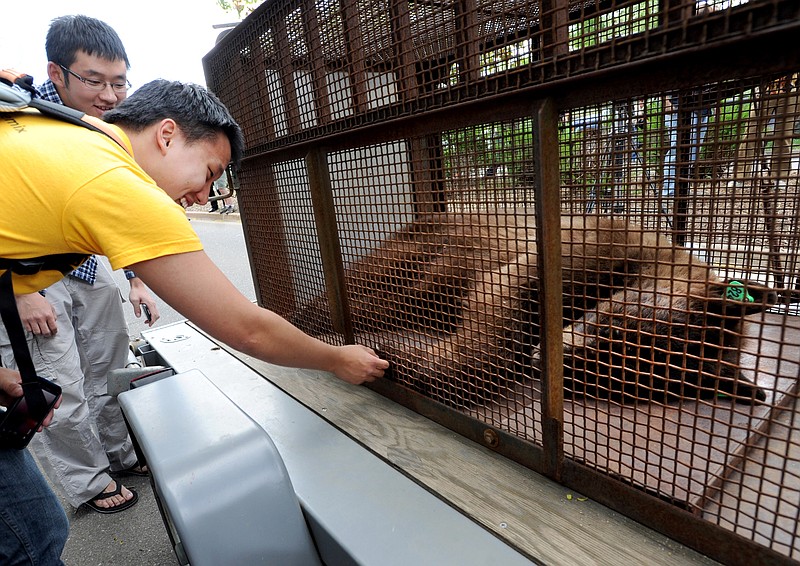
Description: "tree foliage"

(216, 0), (265, 19)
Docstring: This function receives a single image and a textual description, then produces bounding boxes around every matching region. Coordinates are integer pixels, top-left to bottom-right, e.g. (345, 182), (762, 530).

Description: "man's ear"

(156, 119), (178, 155)
(46, 61), (66, 89)
(705, 280), (778, 316)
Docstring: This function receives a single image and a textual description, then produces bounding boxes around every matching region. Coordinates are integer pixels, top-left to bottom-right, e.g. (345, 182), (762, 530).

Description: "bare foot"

(91, 480), (135, 510)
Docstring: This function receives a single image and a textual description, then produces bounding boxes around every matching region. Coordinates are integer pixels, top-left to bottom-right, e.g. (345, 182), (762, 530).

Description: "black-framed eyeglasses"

(59, 65), (131, 93)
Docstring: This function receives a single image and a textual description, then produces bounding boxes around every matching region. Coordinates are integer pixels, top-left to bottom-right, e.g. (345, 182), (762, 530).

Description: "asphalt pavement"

(42, 209), (254, 566)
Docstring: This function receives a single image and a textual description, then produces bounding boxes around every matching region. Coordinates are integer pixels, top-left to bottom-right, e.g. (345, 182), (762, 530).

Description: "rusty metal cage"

(204, 0), (800, 563)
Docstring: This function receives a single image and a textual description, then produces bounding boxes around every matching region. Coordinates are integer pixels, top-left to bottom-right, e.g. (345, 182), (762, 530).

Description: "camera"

(0, 375), (62, 450)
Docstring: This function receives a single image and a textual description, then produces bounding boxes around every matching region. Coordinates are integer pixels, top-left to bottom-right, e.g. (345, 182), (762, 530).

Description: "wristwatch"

(124, 269), (136, 280)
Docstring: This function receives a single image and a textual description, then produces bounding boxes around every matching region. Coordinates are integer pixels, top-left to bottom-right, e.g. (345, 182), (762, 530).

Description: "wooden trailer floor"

(702, 311), (800, 560)
(474, 311), (800, 559)
(482, 312), (800, 507)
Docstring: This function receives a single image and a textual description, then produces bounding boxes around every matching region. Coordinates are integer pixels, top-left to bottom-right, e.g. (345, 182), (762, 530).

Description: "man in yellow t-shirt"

(2, 110), (203, 289)
(0, 78), (389, 563)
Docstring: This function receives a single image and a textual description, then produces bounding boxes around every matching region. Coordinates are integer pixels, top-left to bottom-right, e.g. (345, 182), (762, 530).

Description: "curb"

(186, 210), (241, 222)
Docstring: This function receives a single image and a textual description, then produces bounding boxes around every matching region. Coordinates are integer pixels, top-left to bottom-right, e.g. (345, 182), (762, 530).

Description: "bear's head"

(560, 279), (777, 404)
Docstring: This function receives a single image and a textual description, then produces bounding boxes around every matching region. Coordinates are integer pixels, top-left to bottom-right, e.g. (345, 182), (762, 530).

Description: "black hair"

(104, 80), (245, 169)
(46, 15), (130, 70)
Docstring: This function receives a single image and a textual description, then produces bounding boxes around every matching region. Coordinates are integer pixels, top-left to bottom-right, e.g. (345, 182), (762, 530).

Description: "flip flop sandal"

(112, 462), (149, 477)
(83, 484), (139, 514)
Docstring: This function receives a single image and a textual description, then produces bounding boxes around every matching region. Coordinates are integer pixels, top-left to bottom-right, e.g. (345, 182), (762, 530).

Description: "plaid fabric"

(70, 257), (98, 285)
(37, 79), (62, 104)
(37, 80), (97, 285)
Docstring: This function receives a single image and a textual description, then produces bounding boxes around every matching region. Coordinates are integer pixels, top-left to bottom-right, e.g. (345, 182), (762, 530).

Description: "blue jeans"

(663, 97), (712, 196)
(0, 449), (68, 565)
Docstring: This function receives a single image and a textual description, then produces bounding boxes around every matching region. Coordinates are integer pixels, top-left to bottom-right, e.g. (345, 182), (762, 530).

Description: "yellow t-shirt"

(0, 110), (203, 293)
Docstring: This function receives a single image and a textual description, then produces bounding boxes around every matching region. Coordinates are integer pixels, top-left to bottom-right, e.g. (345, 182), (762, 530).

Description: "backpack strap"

(0, 69), (37, 99)
(0, 254), (89, 383)
(0, 254), (91, 278)
(0, 271), (37, 381)
(27, 98), (129, 151)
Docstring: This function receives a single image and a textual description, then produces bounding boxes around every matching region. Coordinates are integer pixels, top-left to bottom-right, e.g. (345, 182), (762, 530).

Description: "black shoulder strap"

(0, 255), (90, 382)
(0, 271), (36, 380)
(0, 255), (91, 277)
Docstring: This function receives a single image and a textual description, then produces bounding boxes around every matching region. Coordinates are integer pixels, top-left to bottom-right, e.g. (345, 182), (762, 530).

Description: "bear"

(291, 210), (776, 408)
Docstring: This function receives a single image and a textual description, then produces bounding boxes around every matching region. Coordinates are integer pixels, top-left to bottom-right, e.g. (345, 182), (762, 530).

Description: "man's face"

(156, 128), (232, 209)
(48, 50), (128, 117)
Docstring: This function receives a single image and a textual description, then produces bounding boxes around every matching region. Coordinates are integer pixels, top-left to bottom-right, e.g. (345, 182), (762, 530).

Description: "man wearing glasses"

(0, 15), (157, 517)
(54, 64), (130, 114)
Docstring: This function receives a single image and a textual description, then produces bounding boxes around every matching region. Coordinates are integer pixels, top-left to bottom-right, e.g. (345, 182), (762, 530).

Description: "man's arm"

(129, 251), (389, 385)
(125, 272), (160, 326)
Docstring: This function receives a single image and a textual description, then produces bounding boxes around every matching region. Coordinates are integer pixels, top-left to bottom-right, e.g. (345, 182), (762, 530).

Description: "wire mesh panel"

(205, 0), (800, 563)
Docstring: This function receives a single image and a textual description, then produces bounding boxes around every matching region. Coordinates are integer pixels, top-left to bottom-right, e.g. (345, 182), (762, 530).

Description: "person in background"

(208, 182), (221, 212)
(208, 180), (235, 213)
(0, 15), (158, 515)
(661, 89), (713, 198)
(733, 73), (798, 186)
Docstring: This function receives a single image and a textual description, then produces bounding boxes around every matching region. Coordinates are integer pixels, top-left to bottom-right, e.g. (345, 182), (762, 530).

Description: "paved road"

(102, 211), (256, 336)
(47, 212), (255, 566)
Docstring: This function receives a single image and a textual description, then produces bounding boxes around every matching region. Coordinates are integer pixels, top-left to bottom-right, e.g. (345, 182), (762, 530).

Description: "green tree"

(216, 0), (265, 19)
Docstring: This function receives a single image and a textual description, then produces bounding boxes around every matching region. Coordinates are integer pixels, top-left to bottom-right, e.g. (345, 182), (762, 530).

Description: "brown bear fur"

(292, 211), (776, 408)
